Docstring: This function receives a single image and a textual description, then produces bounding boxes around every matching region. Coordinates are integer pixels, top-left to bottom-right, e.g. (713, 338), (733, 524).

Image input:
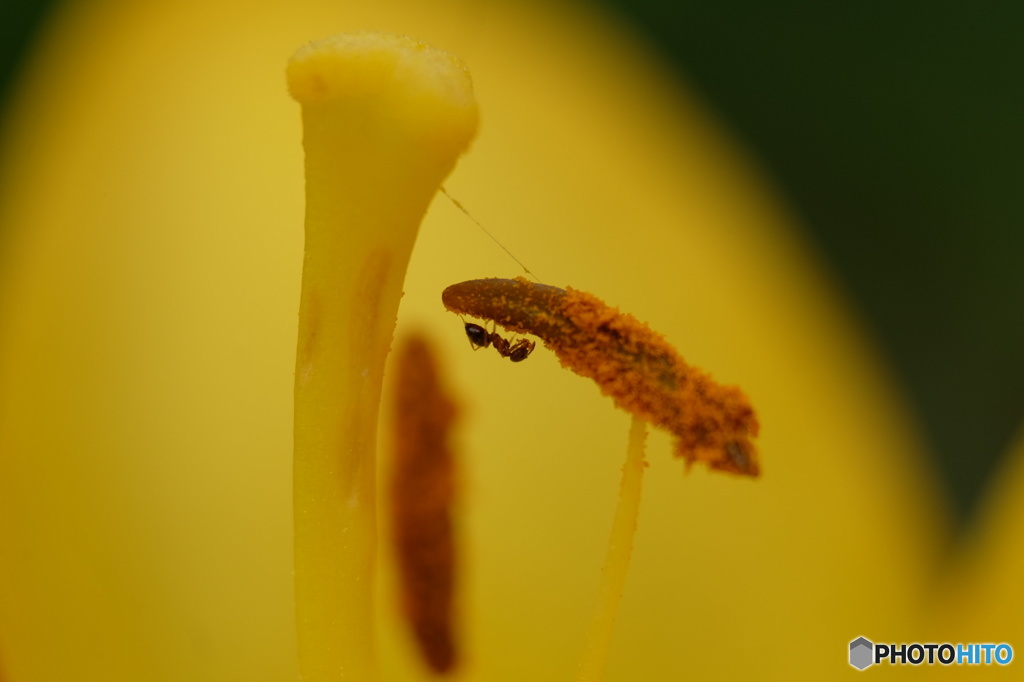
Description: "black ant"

(464, 322), (536, 363)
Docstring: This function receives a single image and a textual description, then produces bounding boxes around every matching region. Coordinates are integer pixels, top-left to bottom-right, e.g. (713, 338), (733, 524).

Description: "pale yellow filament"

(576, 416), (648, 682)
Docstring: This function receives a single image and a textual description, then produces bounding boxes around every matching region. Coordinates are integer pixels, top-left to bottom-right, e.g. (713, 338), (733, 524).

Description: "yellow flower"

(1, 0), (1021, 680)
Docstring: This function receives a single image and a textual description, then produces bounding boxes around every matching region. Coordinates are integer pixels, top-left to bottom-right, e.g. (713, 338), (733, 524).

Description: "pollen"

(391, 333), (459, 673)
(442, 277), (760, 476)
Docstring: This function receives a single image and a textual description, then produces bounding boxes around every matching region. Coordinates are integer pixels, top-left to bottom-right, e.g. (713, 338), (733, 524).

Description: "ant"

(464, 322), (536, 363)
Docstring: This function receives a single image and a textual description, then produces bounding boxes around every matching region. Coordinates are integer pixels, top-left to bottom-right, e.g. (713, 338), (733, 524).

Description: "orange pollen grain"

(441, 278), (760, 477)
(391, 333), (459, 673)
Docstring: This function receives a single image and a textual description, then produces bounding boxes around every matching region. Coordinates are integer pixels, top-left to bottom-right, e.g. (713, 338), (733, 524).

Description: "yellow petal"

(934, 433), (1024, 644)
(0, 0), (968, 679)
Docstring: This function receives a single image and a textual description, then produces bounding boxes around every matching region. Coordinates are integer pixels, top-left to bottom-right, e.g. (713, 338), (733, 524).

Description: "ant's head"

(509, 339), (536, 363)
(464, 323), (489, 349)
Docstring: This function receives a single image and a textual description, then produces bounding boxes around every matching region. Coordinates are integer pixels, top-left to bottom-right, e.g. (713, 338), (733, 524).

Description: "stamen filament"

(577, 416), (648, 682)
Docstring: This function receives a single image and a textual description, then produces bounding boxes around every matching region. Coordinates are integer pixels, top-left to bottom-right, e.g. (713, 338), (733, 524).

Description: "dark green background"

(3, 0), (1022, 530)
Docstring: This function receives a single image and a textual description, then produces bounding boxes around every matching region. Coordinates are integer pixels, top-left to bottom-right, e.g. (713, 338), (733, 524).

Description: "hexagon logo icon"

(850, 637), (874, 670)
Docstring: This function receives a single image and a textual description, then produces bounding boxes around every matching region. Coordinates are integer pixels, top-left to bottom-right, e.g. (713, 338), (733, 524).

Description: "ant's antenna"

(440, 186), (541, 282)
